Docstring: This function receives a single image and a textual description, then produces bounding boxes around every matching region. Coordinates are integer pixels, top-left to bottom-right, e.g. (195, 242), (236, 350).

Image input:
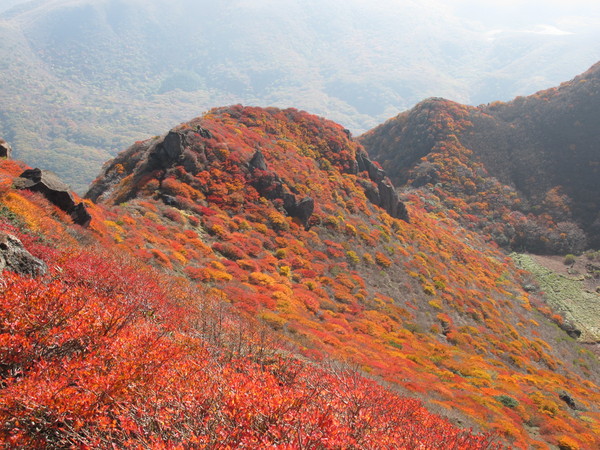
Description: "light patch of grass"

(512, 253), (600, 343)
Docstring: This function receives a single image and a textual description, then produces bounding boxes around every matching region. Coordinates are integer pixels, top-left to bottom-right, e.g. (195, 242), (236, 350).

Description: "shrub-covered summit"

(77, 105), (600, 447)
(360, 61), (600, 252)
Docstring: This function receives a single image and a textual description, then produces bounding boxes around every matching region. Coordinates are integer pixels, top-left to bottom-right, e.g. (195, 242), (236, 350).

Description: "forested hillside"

(360, 62), (600, 251)
(1, 0), (598, 191)
(3, 105), (597, 447)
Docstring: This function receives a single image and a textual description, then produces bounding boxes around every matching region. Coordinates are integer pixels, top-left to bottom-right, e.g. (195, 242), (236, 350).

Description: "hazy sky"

(2, 0), (600, 33)
(443, 0), (600, 30)
(2, 0), (600, 21)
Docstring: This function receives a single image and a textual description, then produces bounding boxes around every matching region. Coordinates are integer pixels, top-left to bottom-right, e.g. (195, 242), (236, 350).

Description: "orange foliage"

(1, 106), (599, 448)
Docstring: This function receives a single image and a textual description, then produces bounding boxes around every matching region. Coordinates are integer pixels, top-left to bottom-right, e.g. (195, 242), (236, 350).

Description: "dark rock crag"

(85, 116), (405, 229)
(285, 196), (315, 229)
(0, 139), (12, 159)
(248, 148), (267, 171)
(148, 131), (188, 172)
(249, 149), (315, 230)
(0, 232), (47, 277)
(559, 392), (584, 411)
(14, 169), (91, 227)
(355, 151), (409, 222)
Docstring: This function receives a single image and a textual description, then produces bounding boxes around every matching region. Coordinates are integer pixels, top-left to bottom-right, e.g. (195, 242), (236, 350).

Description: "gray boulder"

(249, 149), (268, 172)
(14, 168), (91, 227)
(248, 150), (315, 229)
(0, 233), (47, 277)
(147, 131), (186, 170)
(285, 196), (315, 230)
(15, 168), (74, 210)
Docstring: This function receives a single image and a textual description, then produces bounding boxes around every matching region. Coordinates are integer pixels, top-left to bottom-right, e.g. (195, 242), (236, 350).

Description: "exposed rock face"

(161, 194), (180, 207)
(195, 125), (213, 140)
(378, 179), (410, 222)
(285, 197), (315, 229)
(14, 168), (91, 227)
(356, 151), (409, 222)
(0, 138), (12, 159)
(248, 150), (315, 229)
(0, 233), (47, 277)
(148, 131), (186, 170)
(87, 129), (208, 204)
(248, 148), (267, 171)
(560, 392), (584, 411)
(559, 321), (582, 339)
(70, 203), (92, 227)
(15, 168), (74, 209)
(360, 179), (380, 205)
(357, 152), (385, 183)
(146, 130), (209, 176)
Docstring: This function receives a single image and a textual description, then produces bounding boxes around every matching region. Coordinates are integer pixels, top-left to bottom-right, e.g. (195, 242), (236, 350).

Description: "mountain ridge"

(360, 61), (600, 251)
(76, 104), (600, 446)
(2, 0), (599, 191)
(0, 64), (599, 447)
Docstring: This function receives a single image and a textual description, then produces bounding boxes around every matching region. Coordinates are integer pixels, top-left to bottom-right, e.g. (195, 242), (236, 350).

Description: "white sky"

(441, 0), (600, 30)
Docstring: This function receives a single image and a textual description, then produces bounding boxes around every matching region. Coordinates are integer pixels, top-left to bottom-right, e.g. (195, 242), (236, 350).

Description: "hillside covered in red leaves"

(359, 62), (600, 253)
(1, 104), (599, 448)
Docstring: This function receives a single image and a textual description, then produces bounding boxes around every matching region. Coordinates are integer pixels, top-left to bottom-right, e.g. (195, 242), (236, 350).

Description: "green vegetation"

(512, 253), (600, 343)
(494, 395), (519, 409)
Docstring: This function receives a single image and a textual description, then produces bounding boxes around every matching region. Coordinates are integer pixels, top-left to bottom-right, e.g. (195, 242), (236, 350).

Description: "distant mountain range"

(1, 0), (599, 191)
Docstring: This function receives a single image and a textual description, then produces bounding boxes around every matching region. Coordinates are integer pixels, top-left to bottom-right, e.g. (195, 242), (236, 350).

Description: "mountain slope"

(78, 106), (600, 447)
(360, 61), (600, 251)
(1, 162), (500, 448)
(1, 0), (599, 191)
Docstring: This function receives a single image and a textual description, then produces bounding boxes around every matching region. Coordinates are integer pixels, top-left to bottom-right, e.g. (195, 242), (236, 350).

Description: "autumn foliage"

(1, 102), (599, 449)
(360, 64), (600, 252)
(0, 229), (499, 448)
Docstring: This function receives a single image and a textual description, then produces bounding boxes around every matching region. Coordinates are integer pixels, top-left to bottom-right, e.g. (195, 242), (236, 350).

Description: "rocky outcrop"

(87, 129), (206, 204)
(148, 131), (186, 170)
(558, 321), (582, 339)
(250, 147), (408, 225)
(0, 233), (47, 277)
(194, 125), (213, 140)
(15, 169), (74, 210)
(378, 179), (410, 222)
(14, 168), (91, 227)
(146, 130), (209, 176)
(70, 202), (93, 227)
(248, 148), (267, 171)
(355, 151), (409, 222)
(285, 196), (315, 229)
(559, 392), (584, 411)
(0, 138), (11, 159)
(357, 152), (385, 183)
(248, 150), (315, 229)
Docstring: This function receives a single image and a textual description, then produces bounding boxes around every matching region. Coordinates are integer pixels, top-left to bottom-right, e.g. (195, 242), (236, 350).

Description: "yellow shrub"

(249, 271), (276, 286)
(423, 285), (436, 296)
(278, 265), (291, 277)
(346, 250), (360, 265)
(557, 436), (579, 450)
(259, 311), (287, 330)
